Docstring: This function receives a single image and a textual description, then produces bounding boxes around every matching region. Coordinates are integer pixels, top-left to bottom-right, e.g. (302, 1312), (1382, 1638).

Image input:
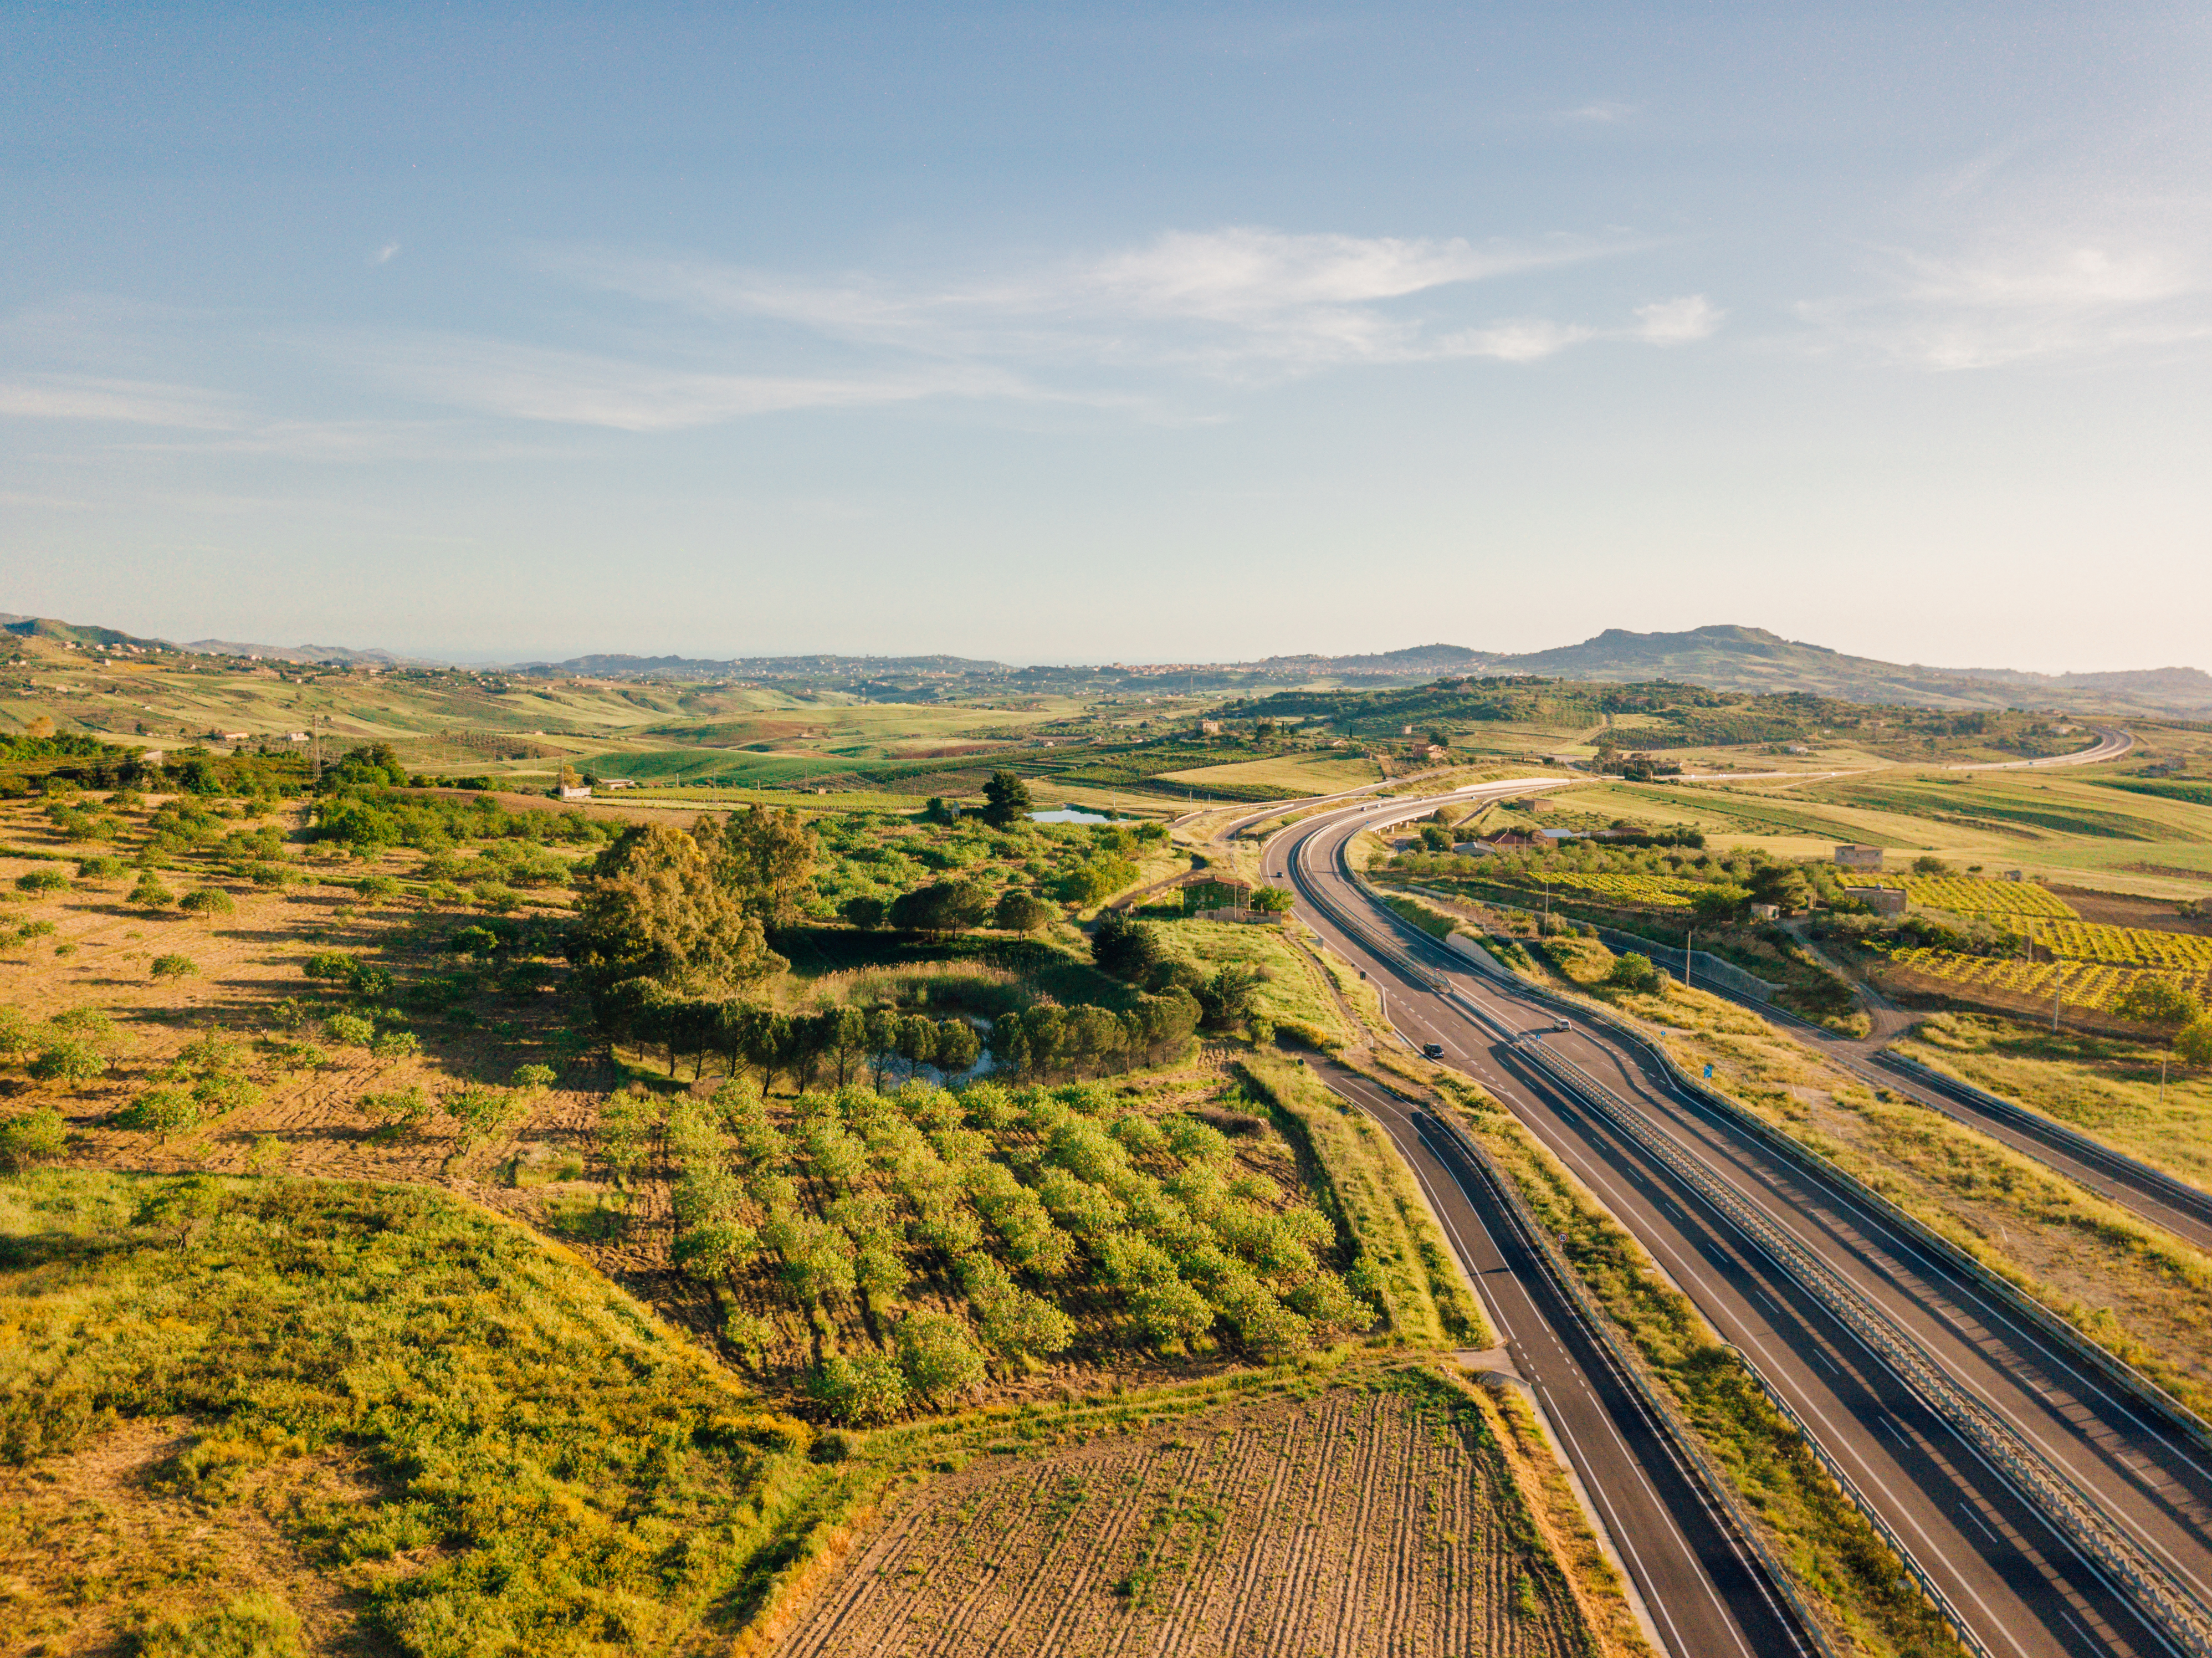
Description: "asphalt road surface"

(1316, 1058), (1811, 1658)
(1269, 791), (2212, 1658)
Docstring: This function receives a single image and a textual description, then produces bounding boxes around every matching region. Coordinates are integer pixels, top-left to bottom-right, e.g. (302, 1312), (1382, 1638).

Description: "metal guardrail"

(1293, 826), (2212, 1657)
(1412, 1104), (1846, 1658)
(1508, 1031), (2212, 1658)
(1716, 1339), (1993, 1658)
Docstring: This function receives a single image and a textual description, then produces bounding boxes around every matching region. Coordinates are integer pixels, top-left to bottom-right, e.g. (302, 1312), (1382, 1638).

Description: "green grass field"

(0, 1170), (823, 1655)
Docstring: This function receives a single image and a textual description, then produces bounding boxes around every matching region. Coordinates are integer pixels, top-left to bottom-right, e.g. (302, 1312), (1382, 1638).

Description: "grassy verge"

(1238, 1051), (1490, 1347)
(1363, 1054), (1969, 1658)
(1156, 918), (1351, 1046)
(1467, 1375), (1655, 1657)
(1896, 1011), (2212, 1192)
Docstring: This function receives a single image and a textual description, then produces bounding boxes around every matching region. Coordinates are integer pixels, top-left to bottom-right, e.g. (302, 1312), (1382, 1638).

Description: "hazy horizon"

(6, 3), (2209, 673)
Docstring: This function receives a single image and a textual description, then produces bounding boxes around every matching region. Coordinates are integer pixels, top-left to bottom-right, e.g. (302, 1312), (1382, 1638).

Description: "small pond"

(1027, 808), (1120, 823)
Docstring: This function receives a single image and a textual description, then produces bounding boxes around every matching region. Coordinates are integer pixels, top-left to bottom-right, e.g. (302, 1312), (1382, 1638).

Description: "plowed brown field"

(775, 1382), (1602, 1658)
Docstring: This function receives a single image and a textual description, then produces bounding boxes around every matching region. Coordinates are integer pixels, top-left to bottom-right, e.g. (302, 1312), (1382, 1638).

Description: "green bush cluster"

(0, 1171), (813, 1654)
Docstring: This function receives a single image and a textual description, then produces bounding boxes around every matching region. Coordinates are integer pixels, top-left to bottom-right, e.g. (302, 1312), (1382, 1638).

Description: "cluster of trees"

(1090, 910), (1266, 1028)
(838, 880), (1052, 935)
(569, 807), (820, 1007)
(1, 734), (306, 798)
(611, 987), (983, 1086)
(310, 751), (616, 854)
(989, 991), (1201, 1078)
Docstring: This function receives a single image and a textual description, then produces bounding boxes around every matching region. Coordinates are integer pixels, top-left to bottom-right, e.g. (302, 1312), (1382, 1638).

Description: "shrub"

(244, 1134), (290, 1175)
(895, 1310), (987, 1404)
(75, 856), (126, 881)
(722, 1308), (777, 1365)
(1606, 951), (1665, 995)
(247, 860), (299, 888)
(473, 882), (522, 913)
(326, 1012), (376, 1046)
(180, 887), (236, 919)
(136, 1591), (306, 1658)
(29, 1039), (106, 1085)
(2178, 1016), (2212, 1069)
(361, 1086), (433, 1142)
(150, 953), (197, 980)
(674, 1220), (761, 1281)
(806, 1350), (910, 1424)
(130, 873), (176, 908)
(192, 1073), (263, 1117)
(371, 1030), (422, 1060)
(15, 868), (68, 894)
(2113, 976), (2203, 1028)
(119, 1086), (199, 1139)
(992, 890), (1054, 933)
(448, 1084), (528, 1149)
(513, 1062), (557, 1092)
(358, 874), (401, 903)
(0, 1105), (68, 1170)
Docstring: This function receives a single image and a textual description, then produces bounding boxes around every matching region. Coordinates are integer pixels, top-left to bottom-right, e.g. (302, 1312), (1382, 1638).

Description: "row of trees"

(989, 990), (1202, 1078)
(838, 880), (1054, 935)
(605, 984), (984, 1086)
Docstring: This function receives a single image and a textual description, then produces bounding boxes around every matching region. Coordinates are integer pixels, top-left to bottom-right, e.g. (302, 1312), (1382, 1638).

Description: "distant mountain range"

(7, 611), (2208, 715)
(1244, 626), (2212, 715)
(182, 639), (409, 666)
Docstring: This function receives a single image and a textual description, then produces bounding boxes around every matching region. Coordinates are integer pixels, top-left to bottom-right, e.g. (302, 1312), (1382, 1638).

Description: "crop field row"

(1540, 872), (1701, 909)
(1886, 948), (2212, 1015)
(774, 1380), (1597, 1658)
(662, 1075), (1375, 1416)
(1839, 874), (2081, 919)
(2025, 918), (2212, 970)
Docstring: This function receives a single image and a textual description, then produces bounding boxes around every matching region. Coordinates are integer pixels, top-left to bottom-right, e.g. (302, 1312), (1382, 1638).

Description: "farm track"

(772, 1388), (1595, 1658)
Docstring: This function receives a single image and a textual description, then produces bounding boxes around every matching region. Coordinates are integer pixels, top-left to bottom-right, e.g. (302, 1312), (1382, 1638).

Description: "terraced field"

(775, 1379), (1616, 1658)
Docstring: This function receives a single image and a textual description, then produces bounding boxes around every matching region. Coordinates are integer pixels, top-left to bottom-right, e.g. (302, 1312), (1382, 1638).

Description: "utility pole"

(1686, 927), (1696, 990)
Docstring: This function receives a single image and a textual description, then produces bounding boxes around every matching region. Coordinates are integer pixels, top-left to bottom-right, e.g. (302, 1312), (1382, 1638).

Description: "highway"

(1315, 1059), (1814, 1658)
(1267, 790), (2212, 1658)
(1677, 979), (2212, 1259)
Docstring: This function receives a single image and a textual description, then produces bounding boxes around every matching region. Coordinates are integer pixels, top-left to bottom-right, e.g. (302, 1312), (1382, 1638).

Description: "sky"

(3, 2), (2209, 671)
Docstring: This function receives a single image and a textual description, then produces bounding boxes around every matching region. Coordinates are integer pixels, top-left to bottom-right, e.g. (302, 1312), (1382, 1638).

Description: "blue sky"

(4, 3), (2208, 669)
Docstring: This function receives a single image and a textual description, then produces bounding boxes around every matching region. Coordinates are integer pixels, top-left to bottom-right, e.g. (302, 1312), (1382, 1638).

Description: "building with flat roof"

(1834, 844), (1883, 871)
(1844, 884), (1906, 914)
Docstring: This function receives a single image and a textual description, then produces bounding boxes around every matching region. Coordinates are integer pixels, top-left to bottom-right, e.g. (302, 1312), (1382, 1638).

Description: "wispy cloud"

(345, 335), (1053, 431)
(0, 375), (240, 428)
(1799, 238), (2210, 369)
(1556, 101), (1635, 124)
(1, 228), (1724, 442)
(554, 226), (1704, 392)
(1635, 295), (1724, 345)
(375, 243), (401, 265)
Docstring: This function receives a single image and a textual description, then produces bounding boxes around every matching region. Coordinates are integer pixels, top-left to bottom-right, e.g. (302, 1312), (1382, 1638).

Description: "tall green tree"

(572, 822), (786, 1003)
(981, 770), (1033, 829)
(711, 805), (820, 930)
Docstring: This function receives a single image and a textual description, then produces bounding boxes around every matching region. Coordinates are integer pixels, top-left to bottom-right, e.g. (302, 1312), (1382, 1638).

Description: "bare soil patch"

(772, 1381), (1602, 1658)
